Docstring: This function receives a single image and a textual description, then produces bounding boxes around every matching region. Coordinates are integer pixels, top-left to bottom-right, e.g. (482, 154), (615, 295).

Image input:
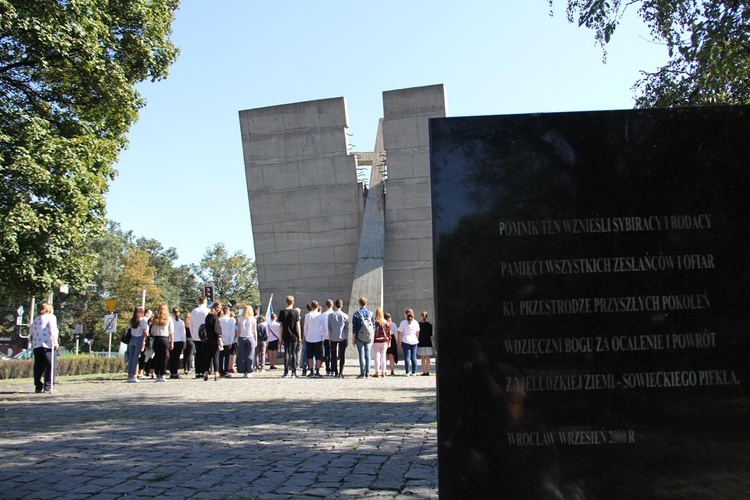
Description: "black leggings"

(152, 336), (170, 377)
(205, 342), (220, 375)
(169, 341), (184, 375)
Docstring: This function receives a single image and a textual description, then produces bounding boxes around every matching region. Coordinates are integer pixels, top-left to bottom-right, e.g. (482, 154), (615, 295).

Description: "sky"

(104, 1), (668, 267)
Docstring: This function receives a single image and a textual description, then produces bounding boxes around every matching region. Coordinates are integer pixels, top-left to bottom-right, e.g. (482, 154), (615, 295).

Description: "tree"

(112, 248), (163, 314)
(552, 0), (750, 107)
(135, 236), (198, 312)
(192, 243), (260, 308)
(0, 0), (179, 297)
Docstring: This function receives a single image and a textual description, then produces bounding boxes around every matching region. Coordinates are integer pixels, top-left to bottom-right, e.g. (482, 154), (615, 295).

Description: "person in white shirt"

(30, 303), (59, 393)
(397, 308), (420, 376)
(219, 305), (237, 377)
(169, 307), (186, 379)
(189, 296), (211, 379)
(319, 299), (335, 375)
(236, 305), (257, 377)
(126, 306), (149, 383)
(304, 300), (324, 377)
(150, 304), (175, 383)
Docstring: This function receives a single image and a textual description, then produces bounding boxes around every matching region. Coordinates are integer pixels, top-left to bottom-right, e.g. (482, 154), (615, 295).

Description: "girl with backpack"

(372, 307), (390, 378)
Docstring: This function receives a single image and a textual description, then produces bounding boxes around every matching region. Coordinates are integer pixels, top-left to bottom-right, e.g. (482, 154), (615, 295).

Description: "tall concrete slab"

(239, 98), (362, 310)
(382, 84), (446, 322)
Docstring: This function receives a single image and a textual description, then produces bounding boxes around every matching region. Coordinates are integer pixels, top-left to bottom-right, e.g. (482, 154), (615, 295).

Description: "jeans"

(127, 336), (143, 377)
(256, 341), (267, 369)
(237, 337), (256, 374)
(219, 345), (232, 375)
(284, 339), (299, 373)
(330, 340), (347, 375)
(372, 342), (388, 374)
(193, 340), (207, 375)
(183, 338), (195, 372)
(33, 347), (55, 391)
(355, 339), (372, 375)
(403, 343), (418, 374)
(300, 341), (308, 371)
(323, 339), (331, 373)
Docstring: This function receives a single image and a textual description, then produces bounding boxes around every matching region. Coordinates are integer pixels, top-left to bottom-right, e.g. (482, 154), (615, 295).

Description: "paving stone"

(0, 362), (437, 498)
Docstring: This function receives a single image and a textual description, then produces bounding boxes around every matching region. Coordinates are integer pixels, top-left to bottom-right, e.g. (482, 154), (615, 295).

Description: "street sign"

(103, 314), (118, 334)
(105, 299), (117, 314)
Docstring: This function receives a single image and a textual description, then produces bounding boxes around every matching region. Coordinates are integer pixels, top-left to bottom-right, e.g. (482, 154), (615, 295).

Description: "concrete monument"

(238, 84), (446, 324)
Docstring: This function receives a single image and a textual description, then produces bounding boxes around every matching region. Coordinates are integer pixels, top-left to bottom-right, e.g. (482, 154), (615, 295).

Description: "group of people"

(125, 294), (435, 382)
(233, 294), (434, 379)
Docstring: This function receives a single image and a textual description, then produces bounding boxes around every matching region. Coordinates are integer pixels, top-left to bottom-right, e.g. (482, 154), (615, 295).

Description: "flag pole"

(50, 346), (55, 394)
(264, 293), (274, 319)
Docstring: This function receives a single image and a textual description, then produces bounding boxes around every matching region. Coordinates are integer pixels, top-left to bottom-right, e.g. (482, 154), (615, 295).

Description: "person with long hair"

(372, 307), (390, 378)
(385, 312), (399, 376)
(418, 311), (434, 376)
(126, 306), (148, 383)
(169, 307), (186, 379)
(398, 308), (420, 376)
(203, 301), (223, 381)
(236, 305), (257, 377)
(150, 304), (174, 383)
(30, 303), (59, 393)
(139, 309), (155, 379)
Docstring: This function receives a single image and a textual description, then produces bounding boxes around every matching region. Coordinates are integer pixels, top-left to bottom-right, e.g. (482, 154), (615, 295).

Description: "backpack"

(198, 323), (207, 341)
(356, 310), (374, 343)
(258, 324), (268, 342)
(373, 322), (388, 343)
(121, 327), (132, 344)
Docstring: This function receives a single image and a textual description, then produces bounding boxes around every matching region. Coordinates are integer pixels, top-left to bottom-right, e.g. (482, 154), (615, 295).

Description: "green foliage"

(0, 0), (179, 296)
(192, 243), (260, 309)
(135, 237), (198, 312)
(0, 355), (125, 379)
(1, 220), (258, 353)
(551, 0), (750, 106)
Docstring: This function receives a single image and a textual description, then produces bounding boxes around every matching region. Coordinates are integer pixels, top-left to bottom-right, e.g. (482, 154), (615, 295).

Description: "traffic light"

(204, 286), (214, 303)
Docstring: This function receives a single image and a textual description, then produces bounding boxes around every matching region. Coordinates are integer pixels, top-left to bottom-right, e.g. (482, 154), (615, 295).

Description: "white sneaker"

(127, 378), (137, 383)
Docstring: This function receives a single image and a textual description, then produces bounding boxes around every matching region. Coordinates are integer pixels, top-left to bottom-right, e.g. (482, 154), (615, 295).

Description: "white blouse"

(31, 313), (59, 349)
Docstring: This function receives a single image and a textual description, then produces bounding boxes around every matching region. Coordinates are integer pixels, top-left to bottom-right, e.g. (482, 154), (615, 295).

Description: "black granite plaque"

(430, 107), (750, 499)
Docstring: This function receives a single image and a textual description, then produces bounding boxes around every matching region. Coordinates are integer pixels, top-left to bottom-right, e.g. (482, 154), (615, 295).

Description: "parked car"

(12, 348), (34, 360)
(11, 347), (70, 360)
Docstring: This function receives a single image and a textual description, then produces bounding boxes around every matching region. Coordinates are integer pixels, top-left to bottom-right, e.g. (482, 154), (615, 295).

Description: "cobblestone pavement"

(0, 364), (438, 499)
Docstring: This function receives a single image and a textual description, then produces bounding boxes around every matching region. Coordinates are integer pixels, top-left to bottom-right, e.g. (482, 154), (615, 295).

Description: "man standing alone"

(278, 295), (301, 378)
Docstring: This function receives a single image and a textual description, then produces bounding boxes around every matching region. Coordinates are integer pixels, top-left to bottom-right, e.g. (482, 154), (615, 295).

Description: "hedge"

(0, 356), (126, 380)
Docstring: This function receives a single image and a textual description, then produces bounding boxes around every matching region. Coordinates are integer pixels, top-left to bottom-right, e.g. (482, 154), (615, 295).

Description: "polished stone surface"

(430, 107), (750, 499)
